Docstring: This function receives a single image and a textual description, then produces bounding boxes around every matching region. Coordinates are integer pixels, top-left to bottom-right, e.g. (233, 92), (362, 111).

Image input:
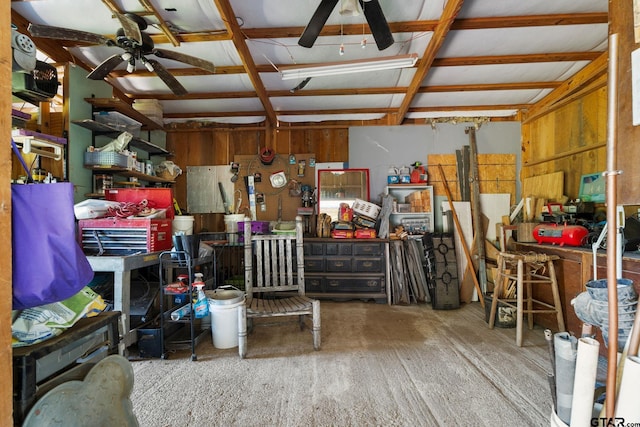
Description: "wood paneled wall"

(166, 127), (349, 232)
(612, 0), (640, 205)
(521, 87), (608, 200)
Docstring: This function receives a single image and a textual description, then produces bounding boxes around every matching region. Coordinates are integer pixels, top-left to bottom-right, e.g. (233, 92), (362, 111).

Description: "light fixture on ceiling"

(280, 53), (418, 80)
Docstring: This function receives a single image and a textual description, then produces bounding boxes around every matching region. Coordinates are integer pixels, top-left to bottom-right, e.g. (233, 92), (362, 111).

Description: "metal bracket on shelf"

(12, 129), (66, 161)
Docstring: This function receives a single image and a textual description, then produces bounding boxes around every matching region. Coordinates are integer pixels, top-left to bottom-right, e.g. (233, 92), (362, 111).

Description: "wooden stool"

(488, 252), (565, 346)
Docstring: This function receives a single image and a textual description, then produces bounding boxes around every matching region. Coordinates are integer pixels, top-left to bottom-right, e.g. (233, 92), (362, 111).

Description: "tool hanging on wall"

(218, 182), (231, 215)
(259, 147), (275, 165)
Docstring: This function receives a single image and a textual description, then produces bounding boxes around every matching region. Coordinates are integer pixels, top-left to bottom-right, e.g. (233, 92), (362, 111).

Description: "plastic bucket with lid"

(172, 215), (195, 235)
(224, 214), (245, 245)
(207, 287), (245, 349)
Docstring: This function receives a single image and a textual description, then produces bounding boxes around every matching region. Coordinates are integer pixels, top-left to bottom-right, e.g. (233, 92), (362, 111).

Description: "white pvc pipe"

(615, 355), (640, 419)
(570, 338), (600, 426)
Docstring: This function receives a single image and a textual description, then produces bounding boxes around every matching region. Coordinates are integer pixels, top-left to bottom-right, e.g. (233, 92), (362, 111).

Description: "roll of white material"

(555, 332), (578, 425)
(569, 337), (600, 427)
(615, 355), (640, 419)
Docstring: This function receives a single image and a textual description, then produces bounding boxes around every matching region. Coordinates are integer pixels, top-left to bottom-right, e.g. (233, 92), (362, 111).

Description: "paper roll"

(615, 355), (640, 419)
(570, 337), (600, 426)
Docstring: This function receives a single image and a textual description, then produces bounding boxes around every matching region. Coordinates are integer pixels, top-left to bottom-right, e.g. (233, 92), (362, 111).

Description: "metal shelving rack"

(158, 251), (213, 361)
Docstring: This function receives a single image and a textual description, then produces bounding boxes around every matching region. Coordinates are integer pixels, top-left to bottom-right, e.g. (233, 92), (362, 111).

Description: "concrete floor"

(129, 300), (558, 426)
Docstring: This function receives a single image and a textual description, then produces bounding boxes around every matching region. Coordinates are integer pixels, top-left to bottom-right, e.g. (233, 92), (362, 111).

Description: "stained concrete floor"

(129, 300), (557, 426)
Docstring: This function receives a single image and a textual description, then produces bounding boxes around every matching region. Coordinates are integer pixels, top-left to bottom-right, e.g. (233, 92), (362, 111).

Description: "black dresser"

(302, 238), (390, 304)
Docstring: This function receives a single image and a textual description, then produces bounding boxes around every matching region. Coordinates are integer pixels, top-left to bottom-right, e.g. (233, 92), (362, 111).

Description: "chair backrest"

(243, 216), (305, 303)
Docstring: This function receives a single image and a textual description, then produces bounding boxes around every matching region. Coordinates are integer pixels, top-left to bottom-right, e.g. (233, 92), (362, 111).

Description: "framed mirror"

(317, 168), (370, 220)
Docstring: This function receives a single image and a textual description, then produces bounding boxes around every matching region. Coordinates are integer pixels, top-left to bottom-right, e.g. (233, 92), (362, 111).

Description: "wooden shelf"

(72, 119), (170, 156)
(84, 98), (163, 130)
(84, 165), (175, 184)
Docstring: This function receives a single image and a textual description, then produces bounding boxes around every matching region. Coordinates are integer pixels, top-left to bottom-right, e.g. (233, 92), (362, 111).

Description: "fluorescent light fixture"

(280, 53), (418, 81)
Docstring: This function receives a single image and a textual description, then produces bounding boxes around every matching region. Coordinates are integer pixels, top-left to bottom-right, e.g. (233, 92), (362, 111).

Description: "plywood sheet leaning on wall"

(427, 153), (516, 205)
(521, 171), (564, 202)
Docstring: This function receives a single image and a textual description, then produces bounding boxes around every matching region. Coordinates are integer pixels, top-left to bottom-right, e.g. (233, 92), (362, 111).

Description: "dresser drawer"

(326, 258), (353, 272)
(305, 277), (324, 293)
(353, 243), (384, 256)
(304, 243), (325, 256)
(325, 276), (385, 293)
(304, 257), (325, 272)
(325, 243), (353, 256)
(354, 257), (384, 273)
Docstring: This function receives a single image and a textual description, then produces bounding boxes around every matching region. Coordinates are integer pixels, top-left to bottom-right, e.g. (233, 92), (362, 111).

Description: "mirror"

(317, 168), (370, 220)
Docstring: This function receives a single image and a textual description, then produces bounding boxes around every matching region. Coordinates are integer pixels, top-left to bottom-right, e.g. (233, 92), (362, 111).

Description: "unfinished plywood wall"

(427, 153), (517, 205)
(521, 87), (607, 200)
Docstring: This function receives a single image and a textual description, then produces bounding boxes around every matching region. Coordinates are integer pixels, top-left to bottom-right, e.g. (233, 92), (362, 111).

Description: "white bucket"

(172, 215), (194, 235)
(207, 289), (245, 349)
(224, 214), (245, 245)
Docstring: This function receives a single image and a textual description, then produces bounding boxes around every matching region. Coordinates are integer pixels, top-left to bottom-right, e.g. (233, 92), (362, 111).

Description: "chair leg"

(516, 259), (524, 347)
(488, 255), (504, 329)
(238, 303), (247, 359)
(299, 314), (305, 331)
(312, 300), (321, 351)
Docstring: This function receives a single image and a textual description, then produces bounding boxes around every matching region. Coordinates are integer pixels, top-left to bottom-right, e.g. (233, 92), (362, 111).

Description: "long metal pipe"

(604, 32), (619, 420)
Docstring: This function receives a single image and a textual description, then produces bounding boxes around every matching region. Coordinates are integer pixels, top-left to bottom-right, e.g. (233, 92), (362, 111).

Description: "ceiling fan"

(299, 0), (394, 51)
(27, 12), (216, 96)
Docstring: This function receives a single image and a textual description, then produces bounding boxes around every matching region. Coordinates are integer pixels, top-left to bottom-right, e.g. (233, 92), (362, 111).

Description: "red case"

(355, 228), (377, 239)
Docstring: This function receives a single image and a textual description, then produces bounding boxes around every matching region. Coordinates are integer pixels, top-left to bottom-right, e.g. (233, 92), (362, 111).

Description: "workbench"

(86, 252), (162, 353)
(514, 242), (640, 353)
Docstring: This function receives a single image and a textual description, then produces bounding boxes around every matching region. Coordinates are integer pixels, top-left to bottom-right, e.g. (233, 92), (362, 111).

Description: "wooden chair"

(238, 216), (321, 358)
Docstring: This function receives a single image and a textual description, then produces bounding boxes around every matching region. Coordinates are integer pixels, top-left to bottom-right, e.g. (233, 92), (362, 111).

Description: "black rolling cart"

(158, 250), (213, 361)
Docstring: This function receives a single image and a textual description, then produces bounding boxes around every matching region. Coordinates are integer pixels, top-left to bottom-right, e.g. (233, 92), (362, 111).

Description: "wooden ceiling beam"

(395, 0), (465, 125)
(108, 51), (601, 80)
(433, 52), (602, 66)
(240, 12), (607, 39)
(130, 81), (560, 101)
(213, 0), (277, 125)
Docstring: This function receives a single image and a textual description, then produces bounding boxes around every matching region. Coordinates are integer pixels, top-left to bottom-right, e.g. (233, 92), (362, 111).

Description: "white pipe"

(615, 355), (640, 419)
(604, 32), (620, 418)
(570, 338), (600, 426)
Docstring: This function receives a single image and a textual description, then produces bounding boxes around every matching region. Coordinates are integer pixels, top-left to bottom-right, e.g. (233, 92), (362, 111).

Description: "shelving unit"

(158, 251), (214, 361)
(72, 98), (173, 196)
(385, 184), (434, 234)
